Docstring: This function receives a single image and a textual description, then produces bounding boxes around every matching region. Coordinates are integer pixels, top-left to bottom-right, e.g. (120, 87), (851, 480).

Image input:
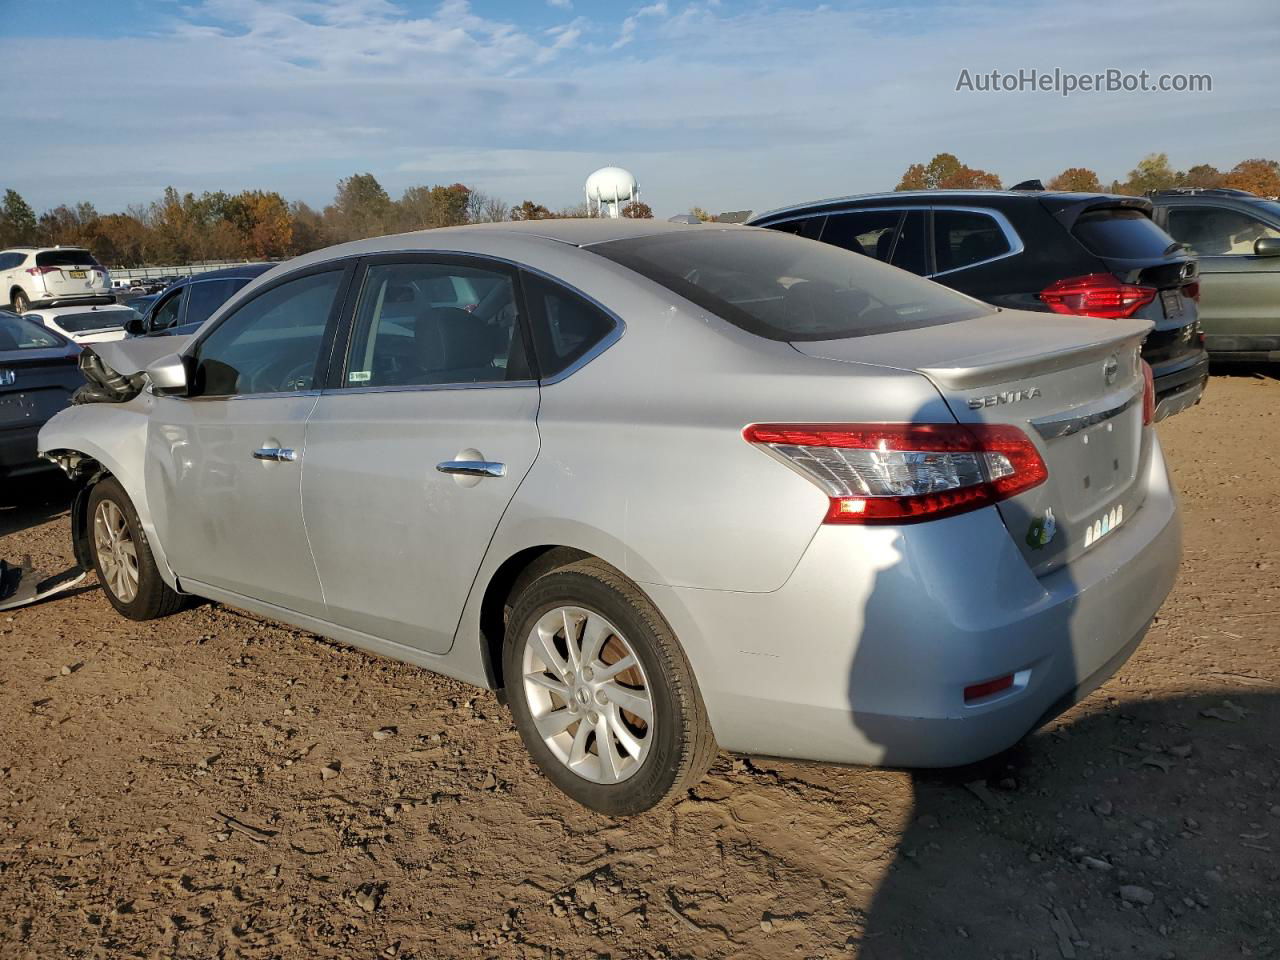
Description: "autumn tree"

(325, 173), (395, 242)
(1179, 164), (1224, 189)
(288, 201), (327, 255)
(621, 200), (653, 219)
(399, 183), (471, 231)
(1047, 167), (1102, 192)
(895, 153), (1001, 190)
(237, 191), (293, 259)
(1121, 153), (1178, 195)
(689, 206), (715, 222)
(0, 189), (37, 246)
(511, 200), (553, 221)
(466, 191), (510, 224)
(1223, 159), (1280, 197)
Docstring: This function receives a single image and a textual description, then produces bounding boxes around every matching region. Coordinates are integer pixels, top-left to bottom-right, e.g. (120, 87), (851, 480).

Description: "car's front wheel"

(504, 558), (716, 815)
(10, 289), (29, 313)
(87, 477), (184, 620)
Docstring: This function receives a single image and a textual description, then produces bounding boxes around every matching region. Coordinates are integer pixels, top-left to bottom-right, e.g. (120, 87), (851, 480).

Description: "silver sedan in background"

(39, 220), (1181, 814)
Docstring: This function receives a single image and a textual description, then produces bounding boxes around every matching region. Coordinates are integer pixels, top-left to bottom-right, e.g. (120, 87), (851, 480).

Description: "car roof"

(749, 189), (1128, 222)
(166, 262), (277, 286)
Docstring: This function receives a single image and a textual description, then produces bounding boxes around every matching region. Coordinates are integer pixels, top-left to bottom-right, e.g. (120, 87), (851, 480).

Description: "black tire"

(87, 477), (184, 621)
(504, 558), (717, 815)
(11, 289), (29, 313)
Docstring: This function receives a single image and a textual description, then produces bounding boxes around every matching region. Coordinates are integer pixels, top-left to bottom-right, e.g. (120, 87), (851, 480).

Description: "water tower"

(585, 166), (639, 219)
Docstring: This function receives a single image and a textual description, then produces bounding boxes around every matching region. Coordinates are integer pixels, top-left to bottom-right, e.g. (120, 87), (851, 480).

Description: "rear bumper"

(646, 435), (1182, 768)
(1151, 350), (1208, 421)
(30, 294), (114, 309)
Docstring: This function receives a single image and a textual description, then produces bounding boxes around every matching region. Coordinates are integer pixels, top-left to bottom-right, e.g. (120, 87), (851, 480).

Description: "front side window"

(890, 210), (929, 275)
(933, 210), (1013, 273)
(191, 270), (342, 398)
(0, 312), (62, 350)
(1165, 206), (1280, 256)
(343, 261), (528, 388)
(149, 289), (184, 332)
(820, 210), (903, 261)
(592, 228), (987, 342)
(185, 278), (249, 329)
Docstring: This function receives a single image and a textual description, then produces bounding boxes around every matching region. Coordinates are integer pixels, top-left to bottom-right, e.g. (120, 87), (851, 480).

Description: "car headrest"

(415, 307), (493, 372)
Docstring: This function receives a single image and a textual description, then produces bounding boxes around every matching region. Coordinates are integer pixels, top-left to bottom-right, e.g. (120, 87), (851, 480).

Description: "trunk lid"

(33, 250), (106, 297)
(792, 310), (1153, 575)
(0, 349), (80, 431)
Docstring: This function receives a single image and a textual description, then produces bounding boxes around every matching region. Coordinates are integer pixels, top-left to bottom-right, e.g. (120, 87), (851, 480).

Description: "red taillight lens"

(1141, 360), (1155, 426)
(743, 423), (1048, 525)
(1182, 281), (1200, 302)
(1040, 273), (1157, 319)
(26, 265), (60, 275)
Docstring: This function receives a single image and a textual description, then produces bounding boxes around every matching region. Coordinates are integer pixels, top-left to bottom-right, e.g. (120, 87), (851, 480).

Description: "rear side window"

(0, 312), (62, 350)
(45, 310), (129, 333)
(820, 210), (902, 261)
(591, 228), (987, 342)
(149, 289), (184, 332)
(35, 250), (99, 268)
(933, 210), (1013, 273)
(185, 278), (249, 328)
(521, 273), (616, 378)
(1072, 208), (1174, 259)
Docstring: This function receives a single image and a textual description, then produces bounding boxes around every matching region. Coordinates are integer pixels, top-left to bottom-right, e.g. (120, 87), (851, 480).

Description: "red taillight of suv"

(25, 265), (61, 276)
(743, 423), (1048, 525)
(1040, 273), (1157, 319)
(1182, 281), (1200, 302)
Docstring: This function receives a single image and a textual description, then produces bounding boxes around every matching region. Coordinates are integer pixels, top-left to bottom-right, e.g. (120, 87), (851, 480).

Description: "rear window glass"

(45, 309), (132, 333)
(35, 249), (100, 268)
(1072, 208), (1175, 259)
(590, 228), (988, 342)
(0, 312), (63, 350)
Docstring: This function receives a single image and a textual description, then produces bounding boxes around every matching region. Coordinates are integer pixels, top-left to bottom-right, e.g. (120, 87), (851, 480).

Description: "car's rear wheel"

(87, 477), (183, 620)
(10, 289), (29, 313)
(504, 558), (716, 815)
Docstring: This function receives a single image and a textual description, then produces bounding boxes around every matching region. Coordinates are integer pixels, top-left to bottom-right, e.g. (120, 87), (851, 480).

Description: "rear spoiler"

(1038, 194), (1153, 232)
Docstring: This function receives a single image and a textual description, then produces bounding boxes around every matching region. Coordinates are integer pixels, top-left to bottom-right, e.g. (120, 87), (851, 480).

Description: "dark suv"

(1148, 188), (1280, 361)
(748, 190), (1208, 420)
(126, 263), (275, 338)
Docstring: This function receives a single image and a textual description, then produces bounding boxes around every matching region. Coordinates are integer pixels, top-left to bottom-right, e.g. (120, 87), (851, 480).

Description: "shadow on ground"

(854, 688), (1279, 959)
(0, 473), (72, 538)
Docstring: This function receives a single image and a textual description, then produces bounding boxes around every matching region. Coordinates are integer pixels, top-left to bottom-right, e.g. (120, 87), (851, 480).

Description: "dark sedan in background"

(0, 311), (82, 479)
(748, 189), (1209, 421)
(126, 262), (275, 338)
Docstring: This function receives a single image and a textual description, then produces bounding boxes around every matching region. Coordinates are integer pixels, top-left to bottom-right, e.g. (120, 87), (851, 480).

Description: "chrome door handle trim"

(436, 460), (506, 478)
(253, 447), (298, 462)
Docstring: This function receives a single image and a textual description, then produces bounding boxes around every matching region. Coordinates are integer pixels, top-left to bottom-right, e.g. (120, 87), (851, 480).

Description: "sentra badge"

(968, 386), (1041, 411)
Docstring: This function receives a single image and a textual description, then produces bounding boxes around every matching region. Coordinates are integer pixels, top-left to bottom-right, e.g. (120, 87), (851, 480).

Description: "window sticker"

(348, 370), (372, 383)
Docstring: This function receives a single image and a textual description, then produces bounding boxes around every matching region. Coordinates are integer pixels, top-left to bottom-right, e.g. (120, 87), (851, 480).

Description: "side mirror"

(1254, 236), (1280, 257)
(124, 314), (145, 336)
(146, 353), (189, 397)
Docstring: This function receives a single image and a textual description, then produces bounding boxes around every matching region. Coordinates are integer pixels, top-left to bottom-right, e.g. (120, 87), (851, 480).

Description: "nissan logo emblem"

(1102, 355), (1119, 385)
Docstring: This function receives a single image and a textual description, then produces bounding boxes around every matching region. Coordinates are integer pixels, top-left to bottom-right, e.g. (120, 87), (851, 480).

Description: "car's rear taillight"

(1141, 360), (1155, 426)
(1040, 273), (1157, 319)
(743, 423), (1048, 525)
(26, 265), (60, 275)
(1182, 281), (1200, 302)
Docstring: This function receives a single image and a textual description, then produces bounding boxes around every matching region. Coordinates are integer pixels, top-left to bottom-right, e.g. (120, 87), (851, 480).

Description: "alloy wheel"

(93, 499), (139, 603)
(521, 605), (653, 784)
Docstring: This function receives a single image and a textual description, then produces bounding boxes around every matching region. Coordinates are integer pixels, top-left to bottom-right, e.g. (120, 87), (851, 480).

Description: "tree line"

(895, 152), (1280, 196)
(4, 153), (1275, 266)
(0, 174), (654, 268)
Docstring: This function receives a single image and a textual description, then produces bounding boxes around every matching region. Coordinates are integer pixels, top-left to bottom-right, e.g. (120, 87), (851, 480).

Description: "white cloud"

(547, 0), (572, 8)
(0, 0), (1276, 217)
(612, 1), (669, 50)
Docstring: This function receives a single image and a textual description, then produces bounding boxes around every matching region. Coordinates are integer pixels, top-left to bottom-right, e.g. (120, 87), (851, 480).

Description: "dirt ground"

(1, 371), (1277, 960)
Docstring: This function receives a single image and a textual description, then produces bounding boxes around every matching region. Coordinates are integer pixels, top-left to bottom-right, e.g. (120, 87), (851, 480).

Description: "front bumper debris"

(0, 556), (87, 611)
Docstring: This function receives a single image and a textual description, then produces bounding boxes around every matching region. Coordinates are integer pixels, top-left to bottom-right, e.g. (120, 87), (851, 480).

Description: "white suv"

(0, 246), (112, 313)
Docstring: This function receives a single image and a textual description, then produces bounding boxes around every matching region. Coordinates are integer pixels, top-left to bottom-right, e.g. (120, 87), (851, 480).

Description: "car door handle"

(253, 447), (298, 462)
(436, 460), (506, 478)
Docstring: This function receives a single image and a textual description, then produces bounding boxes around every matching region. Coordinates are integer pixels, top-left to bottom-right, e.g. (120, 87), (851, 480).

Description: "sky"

(1, 0), (1277, 218)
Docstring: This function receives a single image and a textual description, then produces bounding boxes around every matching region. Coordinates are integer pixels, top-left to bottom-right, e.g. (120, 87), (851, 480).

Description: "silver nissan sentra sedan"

(39, 219), (1181, 814)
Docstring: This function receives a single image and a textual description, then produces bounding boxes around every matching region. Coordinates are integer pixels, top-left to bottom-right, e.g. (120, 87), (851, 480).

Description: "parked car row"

(39, 218), (1182, 814)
